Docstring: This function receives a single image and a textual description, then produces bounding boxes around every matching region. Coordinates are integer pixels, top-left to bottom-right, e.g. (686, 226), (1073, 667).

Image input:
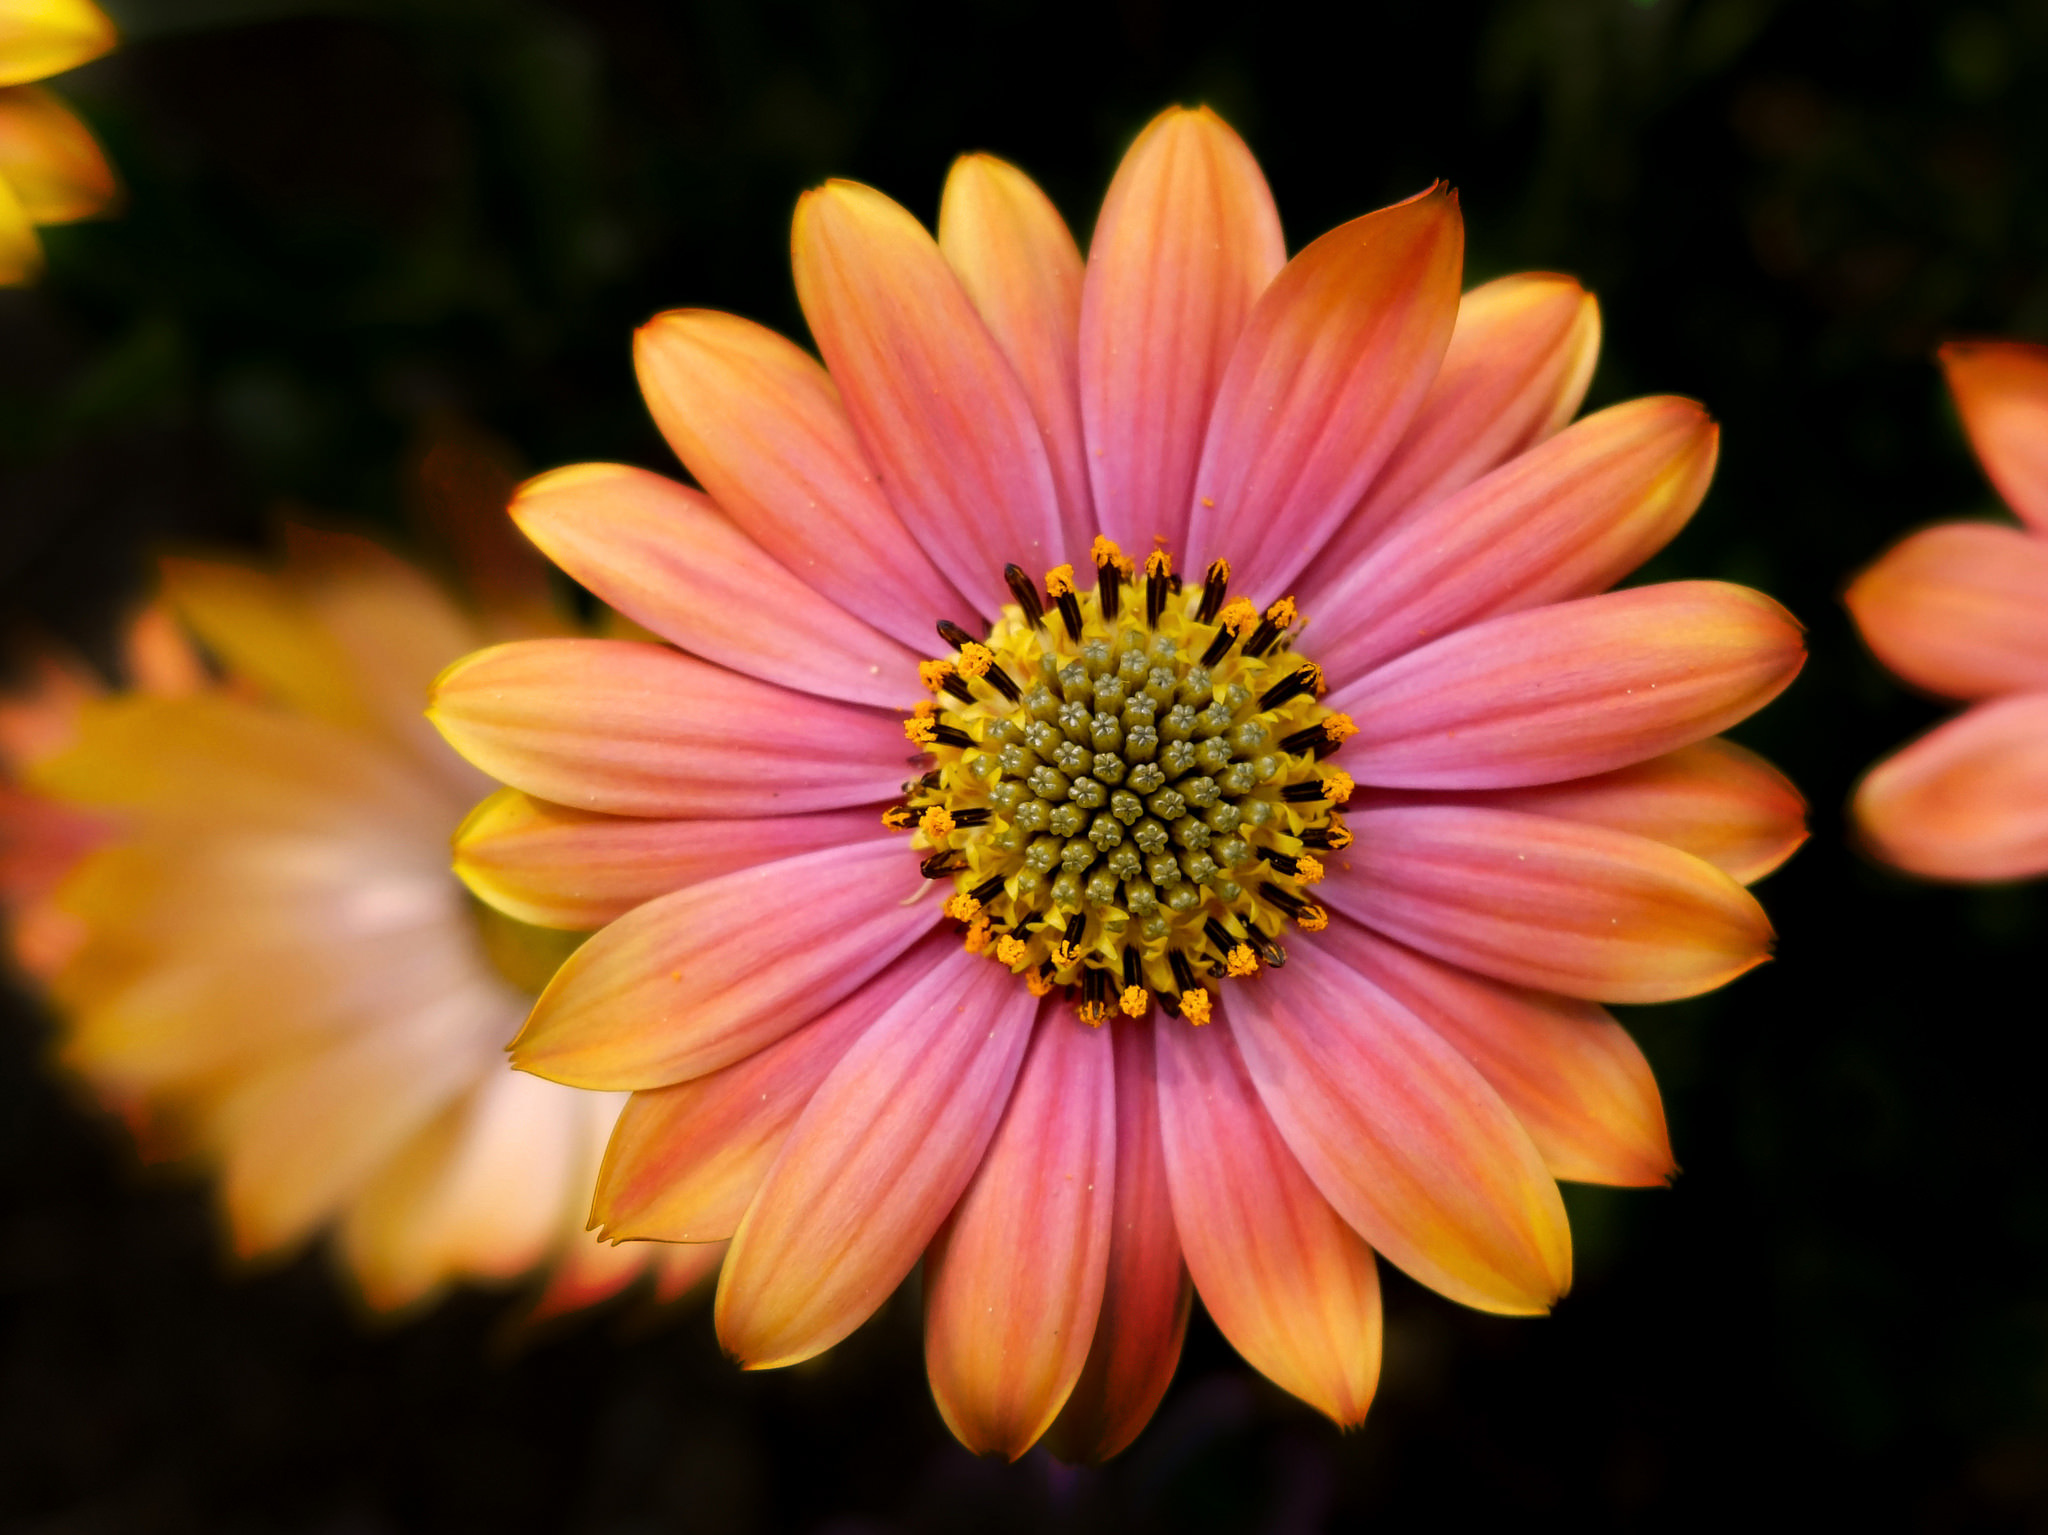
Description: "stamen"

(1092, 536), (1132, 624)
(1026, 966), (1054, 998)
(1280, 714), (1354, 756)
(944, 891), (982, 921)
(1202, 596), (1259, 666)
(1321, 767), (1355, 804)
(1299, 822), (1353, 851)
(968, 873), (1006, 904)
(1122, 947), (1142, 990)
(932, 723), (974, 749)
(1063, 912), (1087, 949)
(919, 805), (956, 840)
(1202, 916), (1237, 958)
(1179, 987), (1212, 1026)
(922, 851), (966, 878)
(881, 803), (916, 829)
(1264, 850), (1300, 876)
(936, 620), (978, 650)
(1004, 563), (1046, 626)
(1244, 597), (1299, 660)
(1119, 985), (1149, 1018)
(1296, 855), (1325, 885)
(1258, 663), (1324, 711)
(963, 915), (993, 953)
(1144, 550), (1173, 629)
(950, 807), (992, 828)
(1260, 882), (1328, 929)
(996, 934), (1029, 967)
(1281, 781), (1328, 803)
(1225, 944), (1259, 978)
(1046, 563), (1084, 640)
(1078, 967), (1111, 1026)
(1198, 559), (1231, 624)
(1251, 931), (1289, 969)
(1168, 950), (1198, 995)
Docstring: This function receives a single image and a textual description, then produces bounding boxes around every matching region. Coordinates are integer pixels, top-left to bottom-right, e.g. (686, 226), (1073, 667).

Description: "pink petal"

(1456, 738), (1808, 885)
(1042, 1020), (1192, 1465)
(509, 838), (939, 1090)
(1331, 582), (1807, 790)
(1154, 1017), (1381, 1426)
(1853, 691), (2048, 880)
(937, 153), (1095, 550)
(453, 789), (882, 931)
(1324, 803), (1775, 1003)
(925, 1009), (1116, 1460)
(1226, 950), (1572, 1315)
(634, 308), (971, 650)
(1846, 521), (2048, 700)
(1941, 340), (2048, 531)
(793, 180), (1065, 610)
(1321, 922), (1675, 1188)
(428, 638), (908, 819)
(1325, 272), (1603, 559)
(1186, 187), (1465, 596)
(589, 942), (932, 1242)
(1079, 107), (1286, 558)
(511, 463), (921, 709)
(715, 948), (1038, 1368)
(1310, 396), (1721, 685)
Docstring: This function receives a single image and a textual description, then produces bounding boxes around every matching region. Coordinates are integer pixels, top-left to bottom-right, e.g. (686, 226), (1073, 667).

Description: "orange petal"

(1079, 106), (1286, 558)
(512, 462), (921, 709)
(926, 1006), (1115, 1459)
(1312, 396), (1720, 682)
(1322, 922), (1675, 1188)
(590, 946), (922, 1242)
(1042, 1020), (1191, 1465)
(633, 308), (971, 649)
(1325, 803), (1775, 1003)
(0, 84), (114, 222)
(793, 179), (1064, 607)
(1846, 521), (2048, 700)
(1153, 1016), (1381, 1426)
(715, 949), (1038, 1369)
(1186, 187), (1465, 596)
(0, 1), (115, 88)
(1941, 340), (2048, 531)
(0, 170), (37, 284)
(1333, 582), (1806, 790)
(454, 788), (881, 931)
(1853, 692), (2048, 880)
(1462, 738), (1808, 885)
(510, 838), (939, 1090)
(1227, 950), (1571, 1315)
(427, 638), (907, 818)
(938, 153), (1094, 550)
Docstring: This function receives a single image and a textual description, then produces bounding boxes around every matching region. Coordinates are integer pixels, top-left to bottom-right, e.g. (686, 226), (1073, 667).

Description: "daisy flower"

(0, 0), (119, 285)
(1849, 341), (2048, 879)
(10, 487), (718, 1314)
(432, 107), (1807, 1458)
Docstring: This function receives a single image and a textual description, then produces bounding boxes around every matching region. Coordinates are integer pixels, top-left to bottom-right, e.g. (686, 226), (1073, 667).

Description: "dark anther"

(1200, 626), (1237, 668)
(1299, 824), (1350, 851)
(1084, 967), (1109, 1009)
(933, 724), (974, 749)
(1264, 850), (1300, 876)
(917, 769), (945, 790)
(1280, 781), (1328, 803)
(1198, 562), (1230, 623)
(1063, 912), (1088, 948)
(1145, 564), (1170, 630)
(1056, 588), (1085, 641)
(1168, 574), (1183, 594)
(1258, 665), (1320, 711)
(1168, 950), (1199, 994)
(1279, 722), (1334, 755)
(936, 619), (977, 650)
(1251, 931), (1288, 969)
(1004, 564), (1046, 625)
(982, 663), (1022, 703)
(1203, 916), (1237, 957)
(1157, 989), (1183, 1019)
(968, 874), (1006, 904)
(1096, 554), (1123, 623)
(1122, 946), (1142, 990)
(922, 851), (967, 878)
(942, 675), (976, 705)
(881, 803), (916, 829)
(1260, 881), (1312, 919)
(951, 807), (993, 828)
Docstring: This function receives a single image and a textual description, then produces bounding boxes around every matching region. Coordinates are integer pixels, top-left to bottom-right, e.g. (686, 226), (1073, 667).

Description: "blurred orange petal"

(0, 0), (114, 89)
(1941, 339), (2048, 531)
(1847, 521), (2048, 700)
(1854, 691), (2048, 881)
(0, 83), (112, 222)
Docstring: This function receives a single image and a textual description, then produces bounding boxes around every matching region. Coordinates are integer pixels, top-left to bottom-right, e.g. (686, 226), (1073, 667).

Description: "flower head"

(1847, 341), (2048, 880)
(433, 107), (1806, 1458)
(11, 484), (717, 1314)
(0, 0), (120, 285)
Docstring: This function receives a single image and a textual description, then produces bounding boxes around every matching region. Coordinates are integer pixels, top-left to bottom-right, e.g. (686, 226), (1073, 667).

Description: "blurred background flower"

(0, 0), (119, 284)
(4, 0), (2048, 1529)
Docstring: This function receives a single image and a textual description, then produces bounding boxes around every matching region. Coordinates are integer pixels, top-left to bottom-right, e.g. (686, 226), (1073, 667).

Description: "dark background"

(5, 0), (2048, 1528)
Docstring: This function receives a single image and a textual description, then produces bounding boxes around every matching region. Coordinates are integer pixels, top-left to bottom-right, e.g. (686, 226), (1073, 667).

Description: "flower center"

(890, 538), (1353, 1026)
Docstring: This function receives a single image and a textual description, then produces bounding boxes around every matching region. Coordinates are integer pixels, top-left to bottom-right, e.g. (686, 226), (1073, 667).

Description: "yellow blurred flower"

(0, 0), (119, 284)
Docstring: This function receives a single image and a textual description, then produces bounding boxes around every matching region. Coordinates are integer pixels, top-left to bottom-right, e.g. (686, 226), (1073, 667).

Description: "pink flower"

(1849, 341), (2048, 880)
(432, 107), (1807, 1459)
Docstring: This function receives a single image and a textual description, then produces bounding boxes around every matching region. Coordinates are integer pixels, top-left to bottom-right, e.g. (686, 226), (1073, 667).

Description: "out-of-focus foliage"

(5, 0), (2048, 1529)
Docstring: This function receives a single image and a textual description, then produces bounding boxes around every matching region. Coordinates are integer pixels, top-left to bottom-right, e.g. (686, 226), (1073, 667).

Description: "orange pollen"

(1321, 767), (1355, 804)
(882, 805), (916, 829)
(1045, 563), (1076, 597)
(963, 915), (993, 954)
(1179, 988), (1213, 1026)
(919, 805), (956, 840)
(1296, 856), (1326, 886)
(1225, 944), (1260, 978)
(1050, 940), (1083, 970)
(956, 643), (994, 679)
(1322, 713), (1358, 744)
(1265, 596), (1299, 629)
(1077, 999), (1111, 1027)
(1325, 820), (1354, 851)
(996, 935), (1030, 968)
(943, 892), (982, 922)
(1119, 985), (1149, 1018)
(1296, 905), (1329, 933)
(918, 659), (956, 691)
(1090, 535), (1135, 576)
(902, 715), (937, 746)
(1144, 548), (1173, 579)
(1217, 597), (1259, 633)
(1025, 969), (1054, 998)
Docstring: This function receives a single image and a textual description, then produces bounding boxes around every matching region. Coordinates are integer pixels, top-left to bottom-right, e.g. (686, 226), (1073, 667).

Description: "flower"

(1849, 342), (2048, 880)
(0, 0), (120, 285)
(431, 106), (1807, 1458)
(12, 500), (719, 1315)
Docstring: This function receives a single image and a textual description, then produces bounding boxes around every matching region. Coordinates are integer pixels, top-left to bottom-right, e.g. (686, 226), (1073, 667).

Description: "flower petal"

(1460, 738), (1807, 885)
(1324, 803), (1774, 1002)
(1227, 950), (1571, 1315)
(0, 171), (38, 285)
(1042, 1020), (1191, 1465)
(793, 179), (1064, 609)
(453, 789), (882, 931)
(0, 0), (115, 88)
(1321, 922), (1674, 1188)
(1853, 692), (2048, 880)
(633, 308), (970, 650)
(510, 838), (939, 1090)
(716, 948), (1038, 1369)
(1330, 272), (1603, 554)
(428, 638), (908, 819)
(1846, 521), (2048, 700)
(1080, 106), (1286, 558)
(926, 1009), (1115, 1460)
(1154, 1017), (1381, 1426)
(589, 942), (929, 1242)
(511, 463), (920, 709)
(938, 153), (1094, 550)
(1186, 187), (1464, 595)
(1332, 582), (1806, 790)
(1310, 396), (1720, 685)
(0, 84), (115, 223)
(1941, 340), (2048, 532)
